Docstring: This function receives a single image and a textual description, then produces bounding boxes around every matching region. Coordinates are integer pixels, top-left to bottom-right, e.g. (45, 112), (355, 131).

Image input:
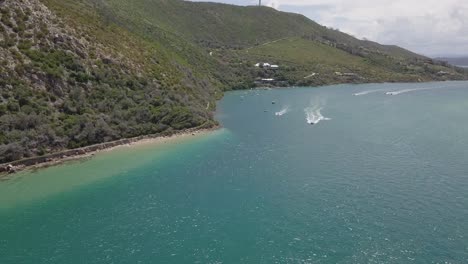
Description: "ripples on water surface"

(1, 81), (468, 263)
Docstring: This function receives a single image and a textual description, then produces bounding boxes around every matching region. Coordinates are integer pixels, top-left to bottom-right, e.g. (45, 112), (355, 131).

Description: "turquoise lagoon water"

(1, 82), (468, 263)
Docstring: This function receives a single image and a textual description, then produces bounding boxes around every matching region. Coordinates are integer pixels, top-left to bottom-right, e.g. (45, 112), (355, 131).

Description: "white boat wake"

(385, 88), (432, 95)
(304, 104), (331, 125)
(275, 106), (290, 116)
(353, 90), (384, 96)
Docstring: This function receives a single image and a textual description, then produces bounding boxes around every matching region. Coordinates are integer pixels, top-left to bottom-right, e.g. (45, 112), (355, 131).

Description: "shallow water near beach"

(1, 81), (468, 263)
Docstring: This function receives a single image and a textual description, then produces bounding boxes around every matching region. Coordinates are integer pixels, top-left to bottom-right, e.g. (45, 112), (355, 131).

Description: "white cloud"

(190, 0), (468, 56)
(275, 0), (468, 56)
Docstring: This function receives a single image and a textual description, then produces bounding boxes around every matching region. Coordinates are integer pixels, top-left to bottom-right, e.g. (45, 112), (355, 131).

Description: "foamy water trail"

(353, 90), (384, 96)
(275, 106), (290, 116)
(385, 88), (432, 95)
(304, 103), (331, 125)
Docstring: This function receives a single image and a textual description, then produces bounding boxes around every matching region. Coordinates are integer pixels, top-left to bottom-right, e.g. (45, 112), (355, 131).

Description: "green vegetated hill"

(0, 0), (466, 163)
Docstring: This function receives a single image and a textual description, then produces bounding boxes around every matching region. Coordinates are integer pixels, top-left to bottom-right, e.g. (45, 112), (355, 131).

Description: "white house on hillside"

(254, 63), (279, 69)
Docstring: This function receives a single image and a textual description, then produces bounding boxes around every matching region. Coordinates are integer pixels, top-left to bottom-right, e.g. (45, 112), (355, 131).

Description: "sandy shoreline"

(0, 125), (220, 177)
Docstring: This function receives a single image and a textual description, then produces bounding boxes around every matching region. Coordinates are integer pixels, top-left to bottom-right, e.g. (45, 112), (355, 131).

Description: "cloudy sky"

(190, 0), (468, 57)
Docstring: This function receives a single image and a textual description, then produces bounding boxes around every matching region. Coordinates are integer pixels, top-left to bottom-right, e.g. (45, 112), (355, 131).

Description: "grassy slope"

(233, 37), (464, 85)
(103, 0), (319, 48)
(102, 0), (425, 61)
(91, 0), (467, 87)
(100, 0), (428, 61)
(240, 38), (398, 85)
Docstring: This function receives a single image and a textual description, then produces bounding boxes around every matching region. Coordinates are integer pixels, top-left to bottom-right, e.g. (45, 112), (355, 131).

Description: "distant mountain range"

(435, 57), (468, 67)
(1, 0), (467, 163)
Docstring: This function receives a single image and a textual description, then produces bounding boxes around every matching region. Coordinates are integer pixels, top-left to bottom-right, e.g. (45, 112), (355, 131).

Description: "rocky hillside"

(0, 0), (221, 162)
(0, 0), (466, 163)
